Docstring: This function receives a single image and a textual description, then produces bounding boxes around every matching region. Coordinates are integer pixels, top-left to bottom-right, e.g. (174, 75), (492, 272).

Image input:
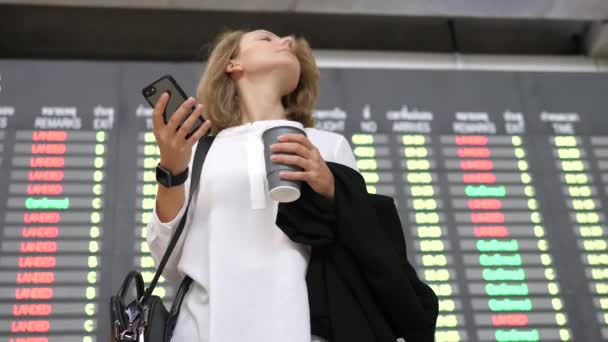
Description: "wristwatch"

(156, 163), (189, 188)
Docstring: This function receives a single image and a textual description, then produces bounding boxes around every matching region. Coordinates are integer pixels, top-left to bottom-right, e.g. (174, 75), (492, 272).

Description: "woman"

(146, 29), (358, 341)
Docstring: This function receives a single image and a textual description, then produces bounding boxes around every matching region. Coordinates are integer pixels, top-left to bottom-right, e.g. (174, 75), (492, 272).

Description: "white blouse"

(146, 119), (359, 342)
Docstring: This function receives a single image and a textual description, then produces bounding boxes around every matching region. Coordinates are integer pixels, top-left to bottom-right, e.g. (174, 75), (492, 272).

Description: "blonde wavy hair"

(196, 30), (319, 135)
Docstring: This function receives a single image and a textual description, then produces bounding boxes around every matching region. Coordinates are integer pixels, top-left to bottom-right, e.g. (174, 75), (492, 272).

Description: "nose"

(281, 35), (294, 49)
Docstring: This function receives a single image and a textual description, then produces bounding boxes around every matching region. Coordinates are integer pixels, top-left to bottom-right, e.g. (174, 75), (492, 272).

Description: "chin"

(280, 62), (301, 94)
(280, 73), (300, 96)
(252, 56), (301, 93)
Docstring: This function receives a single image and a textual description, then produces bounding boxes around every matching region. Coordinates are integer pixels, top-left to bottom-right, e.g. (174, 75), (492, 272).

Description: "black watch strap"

(156, 163), (189, 187)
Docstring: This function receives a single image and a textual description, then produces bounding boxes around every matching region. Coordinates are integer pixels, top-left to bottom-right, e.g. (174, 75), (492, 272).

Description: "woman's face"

(228, 30), (301, 95)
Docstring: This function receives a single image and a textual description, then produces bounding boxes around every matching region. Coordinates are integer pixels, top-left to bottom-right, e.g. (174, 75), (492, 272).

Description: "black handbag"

(110, 136), (214, 342)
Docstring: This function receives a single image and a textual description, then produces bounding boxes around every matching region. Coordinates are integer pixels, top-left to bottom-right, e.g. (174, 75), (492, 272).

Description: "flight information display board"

(0, 60), (608, 341)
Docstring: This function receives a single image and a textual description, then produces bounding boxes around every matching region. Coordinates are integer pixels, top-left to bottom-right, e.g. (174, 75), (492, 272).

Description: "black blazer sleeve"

(326, 162), (438, 340)
(276, 180), (336, 247)
(276, 162), (438, 341)
(369, 193), (439, 341)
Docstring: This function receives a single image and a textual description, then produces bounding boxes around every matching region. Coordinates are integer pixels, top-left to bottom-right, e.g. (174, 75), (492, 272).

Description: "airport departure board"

(1, 60), (608, 341)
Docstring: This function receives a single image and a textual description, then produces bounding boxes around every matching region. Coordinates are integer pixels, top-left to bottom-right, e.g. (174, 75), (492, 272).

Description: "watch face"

(156, 166), (171, 186)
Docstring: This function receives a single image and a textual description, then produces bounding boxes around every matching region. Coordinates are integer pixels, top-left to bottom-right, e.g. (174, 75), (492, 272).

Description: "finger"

(175, 103), (203, 140)
(271, 154), (312, 170)
(166, 97), (197, 132)
(152, 92), (169, 132)
(186, 119), (212, 147)
(270, 142), (312, 158)
(277, 133), (315, 150)
(279, 171), (310, 182)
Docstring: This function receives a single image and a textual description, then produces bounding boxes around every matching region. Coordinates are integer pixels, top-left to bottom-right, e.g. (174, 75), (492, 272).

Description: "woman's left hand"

(270, 133), (335, 201)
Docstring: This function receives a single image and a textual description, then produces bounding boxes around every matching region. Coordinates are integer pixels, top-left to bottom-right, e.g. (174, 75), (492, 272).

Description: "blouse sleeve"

(145, 141), (197, 282)
(332, 134), (359, 172)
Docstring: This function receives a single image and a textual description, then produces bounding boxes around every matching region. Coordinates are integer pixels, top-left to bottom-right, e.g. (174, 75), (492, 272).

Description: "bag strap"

(143, 135), (215, 300)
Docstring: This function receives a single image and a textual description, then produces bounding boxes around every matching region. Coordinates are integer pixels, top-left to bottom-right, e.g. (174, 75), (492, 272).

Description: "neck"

(237, 76), (287, 124)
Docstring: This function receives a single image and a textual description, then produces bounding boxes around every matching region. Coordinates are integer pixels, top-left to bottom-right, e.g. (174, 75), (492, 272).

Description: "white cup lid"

(269, 186), (301, 203)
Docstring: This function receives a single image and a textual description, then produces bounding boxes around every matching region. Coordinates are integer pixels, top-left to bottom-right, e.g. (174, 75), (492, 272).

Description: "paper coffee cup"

(262, 124), (307, 203)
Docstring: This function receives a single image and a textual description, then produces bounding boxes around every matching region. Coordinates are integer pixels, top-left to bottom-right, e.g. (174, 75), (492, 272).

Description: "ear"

(225, 60), (243, 73)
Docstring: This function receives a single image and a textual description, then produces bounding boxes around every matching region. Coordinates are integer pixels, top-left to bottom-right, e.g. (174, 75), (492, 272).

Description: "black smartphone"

(142, 74), (205, 139)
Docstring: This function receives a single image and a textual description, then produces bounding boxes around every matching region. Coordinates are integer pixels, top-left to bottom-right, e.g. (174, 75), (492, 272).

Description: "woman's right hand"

(152, 92), (212, 174)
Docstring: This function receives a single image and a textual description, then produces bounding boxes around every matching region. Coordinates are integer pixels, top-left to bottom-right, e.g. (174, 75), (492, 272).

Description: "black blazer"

(276, 162), (438, 342)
